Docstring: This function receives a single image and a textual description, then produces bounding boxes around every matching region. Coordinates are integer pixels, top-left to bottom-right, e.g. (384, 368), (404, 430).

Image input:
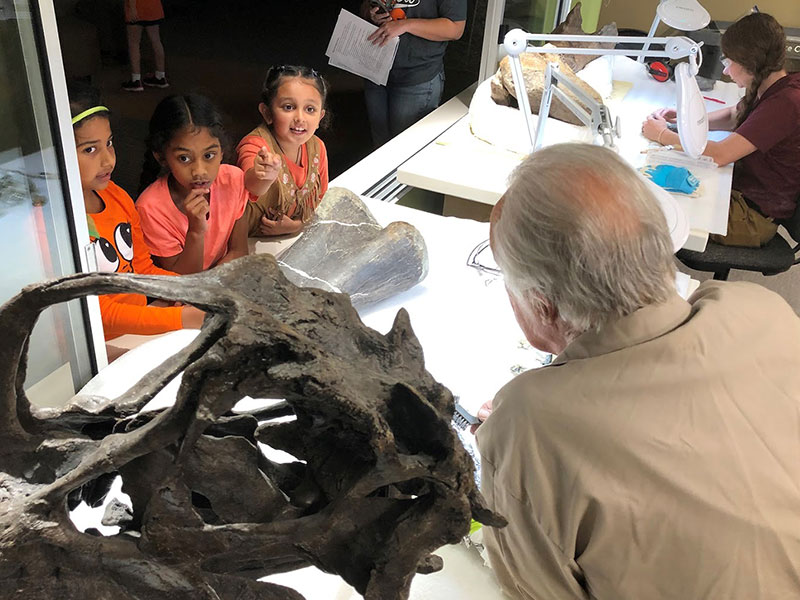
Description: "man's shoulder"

(690, 280), (795, 317)
(491, 363), (573, 422)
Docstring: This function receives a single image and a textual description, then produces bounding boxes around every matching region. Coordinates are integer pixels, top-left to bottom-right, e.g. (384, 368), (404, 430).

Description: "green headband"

(71, 106), (109, 125)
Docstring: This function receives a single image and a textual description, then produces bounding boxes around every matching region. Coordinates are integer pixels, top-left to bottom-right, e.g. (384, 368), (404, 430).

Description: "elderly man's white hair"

(492, 143), (676, 333)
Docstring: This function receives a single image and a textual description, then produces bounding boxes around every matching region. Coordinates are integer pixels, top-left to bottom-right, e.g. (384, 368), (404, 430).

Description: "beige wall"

(598, 0), (800, 31)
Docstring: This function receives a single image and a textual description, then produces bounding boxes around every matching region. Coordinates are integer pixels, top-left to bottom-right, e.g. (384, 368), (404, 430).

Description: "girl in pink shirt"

(137, 94), (249, 274)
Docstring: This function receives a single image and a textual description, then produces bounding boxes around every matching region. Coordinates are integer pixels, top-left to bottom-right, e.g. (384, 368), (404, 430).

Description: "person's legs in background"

(710, 190), (779, 247)
(387, 71), (444, 140)
(123, 23), (144, 91)
(142, 24), (168, 88)
(364, 80), (391, 148)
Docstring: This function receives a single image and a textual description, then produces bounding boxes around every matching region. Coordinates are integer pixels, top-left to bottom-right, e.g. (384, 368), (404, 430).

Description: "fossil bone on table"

(277, 187), (429, 308)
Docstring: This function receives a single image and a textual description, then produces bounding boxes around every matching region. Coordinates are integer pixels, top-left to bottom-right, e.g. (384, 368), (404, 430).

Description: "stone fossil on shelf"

(550, 3), (618, 73)
(278, 187), (429, 308)
(0, 254), (505, 599)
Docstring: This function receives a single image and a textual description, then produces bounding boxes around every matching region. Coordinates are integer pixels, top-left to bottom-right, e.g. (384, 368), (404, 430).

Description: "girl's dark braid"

(737, 44), (785, 127)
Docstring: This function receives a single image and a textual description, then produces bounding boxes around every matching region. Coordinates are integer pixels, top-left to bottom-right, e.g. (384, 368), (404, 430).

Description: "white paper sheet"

(325, 8), (398, 86)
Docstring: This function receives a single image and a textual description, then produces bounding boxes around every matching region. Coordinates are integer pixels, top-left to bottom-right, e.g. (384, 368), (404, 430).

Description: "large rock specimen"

(0, 255), (505, 599)
(490, 52), (603, 125)
(490, 3), (618, 125)
(278, 188), (428, 308)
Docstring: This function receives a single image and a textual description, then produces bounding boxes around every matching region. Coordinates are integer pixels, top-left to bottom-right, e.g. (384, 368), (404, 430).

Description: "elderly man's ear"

(509, 289), (570, 355)
(514, 288), (559, 324)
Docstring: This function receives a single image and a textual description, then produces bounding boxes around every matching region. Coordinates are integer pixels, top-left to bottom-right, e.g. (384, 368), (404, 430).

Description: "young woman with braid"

(643, 12), (800, 247)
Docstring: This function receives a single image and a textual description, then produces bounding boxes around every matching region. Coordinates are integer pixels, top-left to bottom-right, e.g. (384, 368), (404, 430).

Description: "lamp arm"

(502, 29), (703, 64)
(533, 62), (621, 151)
(508, 49), (537, 150)
(501, 28), (704, 156)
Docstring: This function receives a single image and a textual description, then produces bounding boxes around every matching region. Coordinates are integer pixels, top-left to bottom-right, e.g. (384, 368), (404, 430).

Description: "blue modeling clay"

(643, 164), (700, 195)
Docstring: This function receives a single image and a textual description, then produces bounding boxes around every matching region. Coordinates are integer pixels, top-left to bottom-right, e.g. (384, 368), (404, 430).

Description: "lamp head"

(675, 61), (708, 158)
(657, 0), (710, 32)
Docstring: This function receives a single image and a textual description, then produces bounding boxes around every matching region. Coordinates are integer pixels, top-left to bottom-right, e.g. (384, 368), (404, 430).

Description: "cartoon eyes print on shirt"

(114, 223), (134, 262)
(94, 237), (120, 273)
(91, 222), (134, 273)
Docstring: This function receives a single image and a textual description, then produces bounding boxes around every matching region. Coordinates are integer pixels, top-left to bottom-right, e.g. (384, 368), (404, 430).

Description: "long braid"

(735, 43), (786, 127)
(737, 69), (766, 127)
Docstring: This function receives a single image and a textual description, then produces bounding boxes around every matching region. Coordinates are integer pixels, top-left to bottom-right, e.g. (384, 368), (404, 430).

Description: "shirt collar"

(758, 71), (800, 103)
(554, 293), (692, 363)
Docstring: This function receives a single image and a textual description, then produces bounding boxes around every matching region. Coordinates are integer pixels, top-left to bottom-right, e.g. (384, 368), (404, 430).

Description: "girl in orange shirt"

(236, 65), (331, 237)
(137, 94), (249, 274)
(68, 82), (204, 341)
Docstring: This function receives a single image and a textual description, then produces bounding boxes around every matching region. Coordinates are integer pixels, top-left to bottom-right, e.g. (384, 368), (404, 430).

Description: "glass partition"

(0, 0), (101, 406)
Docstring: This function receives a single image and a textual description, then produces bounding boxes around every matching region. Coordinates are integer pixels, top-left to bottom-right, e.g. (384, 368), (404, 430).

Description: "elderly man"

(475, 143), (800, 600)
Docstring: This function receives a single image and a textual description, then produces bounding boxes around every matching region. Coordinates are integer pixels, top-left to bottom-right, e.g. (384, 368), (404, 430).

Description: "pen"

(703, 96), (725, 104)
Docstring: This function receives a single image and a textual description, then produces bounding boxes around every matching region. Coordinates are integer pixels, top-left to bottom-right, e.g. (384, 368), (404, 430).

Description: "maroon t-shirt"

(733, 72), (800, 219)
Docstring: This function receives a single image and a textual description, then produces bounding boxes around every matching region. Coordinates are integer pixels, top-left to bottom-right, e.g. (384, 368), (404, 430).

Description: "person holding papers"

(361, 0), (466, 147)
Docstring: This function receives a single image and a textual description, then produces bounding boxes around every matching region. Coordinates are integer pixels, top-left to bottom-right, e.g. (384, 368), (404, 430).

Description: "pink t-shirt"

(137, 164), (248, 270)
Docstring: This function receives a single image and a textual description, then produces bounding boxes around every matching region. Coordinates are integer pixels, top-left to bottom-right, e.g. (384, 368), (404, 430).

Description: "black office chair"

(676, 203), (800, 281)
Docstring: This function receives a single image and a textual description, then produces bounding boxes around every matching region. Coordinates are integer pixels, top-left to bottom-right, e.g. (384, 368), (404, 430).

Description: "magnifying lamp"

(640, 0), (711, 62)
(503, 29), (709, 158)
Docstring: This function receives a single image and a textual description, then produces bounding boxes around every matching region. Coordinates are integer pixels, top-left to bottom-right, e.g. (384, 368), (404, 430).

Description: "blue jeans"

(364, 71), (445, 147)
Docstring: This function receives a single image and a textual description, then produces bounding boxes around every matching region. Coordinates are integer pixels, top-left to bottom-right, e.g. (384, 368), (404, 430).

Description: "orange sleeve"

(99, 293), (183, 341)
(236, 134), (272, 173)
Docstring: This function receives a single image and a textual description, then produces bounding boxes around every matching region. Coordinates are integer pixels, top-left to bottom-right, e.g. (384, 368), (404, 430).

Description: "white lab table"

(397, 56), (742, 252)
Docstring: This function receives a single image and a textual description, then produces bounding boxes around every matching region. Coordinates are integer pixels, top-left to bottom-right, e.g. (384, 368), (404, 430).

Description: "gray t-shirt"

(388, 0), (467, 87)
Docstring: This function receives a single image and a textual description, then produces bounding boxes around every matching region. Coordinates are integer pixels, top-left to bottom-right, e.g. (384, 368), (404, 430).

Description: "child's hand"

(259, 213), (303, 236)
(180, 306), (206, 329)
(649, 107), (678, 123)
(642, 115), (669, 144)
(183, 188), (210, 232)
(254, 146), (281, 182)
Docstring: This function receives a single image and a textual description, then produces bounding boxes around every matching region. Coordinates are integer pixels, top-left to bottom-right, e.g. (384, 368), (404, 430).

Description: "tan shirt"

(477, 281), (800, 600)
